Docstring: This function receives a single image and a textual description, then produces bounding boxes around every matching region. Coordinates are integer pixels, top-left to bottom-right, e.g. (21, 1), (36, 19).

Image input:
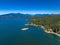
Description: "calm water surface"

(0, 18), (60, 45)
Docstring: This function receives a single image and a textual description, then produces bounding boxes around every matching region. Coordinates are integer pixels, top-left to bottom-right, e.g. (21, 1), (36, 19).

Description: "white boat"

(21, 28), (29, 30)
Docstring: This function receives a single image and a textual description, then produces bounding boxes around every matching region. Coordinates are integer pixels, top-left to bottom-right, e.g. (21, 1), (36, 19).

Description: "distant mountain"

(2, 13), (32, 16)
(33, 14), (59, 17)
(0, 13), (32, 18)
(0, 13), (60, 18)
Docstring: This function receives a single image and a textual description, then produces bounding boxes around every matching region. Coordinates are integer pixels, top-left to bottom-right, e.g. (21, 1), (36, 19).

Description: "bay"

(0, 18), (60, 45)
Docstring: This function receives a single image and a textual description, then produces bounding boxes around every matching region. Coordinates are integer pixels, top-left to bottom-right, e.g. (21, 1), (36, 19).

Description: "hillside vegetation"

(29, 14), (60, 34)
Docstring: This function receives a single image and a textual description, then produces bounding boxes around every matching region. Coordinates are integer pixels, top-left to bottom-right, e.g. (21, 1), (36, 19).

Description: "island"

(27, 14), (60, 37)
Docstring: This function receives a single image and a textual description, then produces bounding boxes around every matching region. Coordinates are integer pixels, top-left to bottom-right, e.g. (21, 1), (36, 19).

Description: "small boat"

(21, 28), (29, 31)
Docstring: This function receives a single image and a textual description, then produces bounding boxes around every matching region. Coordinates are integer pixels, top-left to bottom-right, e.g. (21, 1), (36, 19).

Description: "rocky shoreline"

(25, 23), (60, 37)
(41, 26), (60, 37)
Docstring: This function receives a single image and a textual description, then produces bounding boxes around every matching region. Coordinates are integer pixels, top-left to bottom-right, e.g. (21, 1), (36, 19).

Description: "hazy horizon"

(0, 11), (60, 15)
(0, 12), (60, 15)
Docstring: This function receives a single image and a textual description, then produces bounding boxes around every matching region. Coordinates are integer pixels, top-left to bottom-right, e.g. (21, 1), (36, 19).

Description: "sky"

(0, 0), (60, 14)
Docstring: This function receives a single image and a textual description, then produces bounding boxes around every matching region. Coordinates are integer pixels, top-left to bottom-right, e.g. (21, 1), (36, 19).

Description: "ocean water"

(0, 18), (60, 45)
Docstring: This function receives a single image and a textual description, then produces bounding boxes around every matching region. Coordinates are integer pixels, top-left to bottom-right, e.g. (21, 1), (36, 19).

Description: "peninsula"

(27, 14), (60, 37)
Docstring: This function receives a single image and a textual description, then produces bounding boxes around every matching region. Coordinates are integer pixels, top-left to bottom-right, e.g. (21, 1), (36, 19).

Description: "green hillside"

(29, 14), (60, 34)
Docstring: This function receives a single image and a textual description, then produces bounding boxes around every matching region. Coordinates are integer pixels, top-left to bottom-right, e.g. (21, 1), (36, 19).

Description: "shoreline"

(41, 26), (60, 37)
(25, 23), (60, 37)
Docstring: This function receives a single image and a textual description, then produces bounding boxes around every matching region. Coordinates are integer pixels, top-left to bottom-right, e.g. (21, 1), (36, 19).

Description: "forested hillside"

(29, 14), (60, 34)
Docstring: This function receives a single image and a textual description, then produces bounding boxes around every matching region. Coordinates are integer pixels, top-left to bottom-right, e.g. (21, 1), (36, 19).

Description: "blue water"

(0, 18), (60, 45)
